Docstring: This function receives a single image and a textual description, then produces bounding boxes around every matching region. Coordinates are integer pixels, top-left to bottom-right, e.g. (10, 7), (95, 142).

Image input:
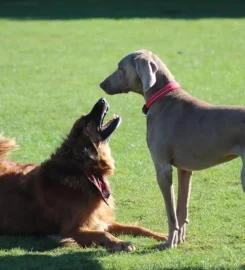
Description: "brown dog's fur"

(0, 102), (167, 251)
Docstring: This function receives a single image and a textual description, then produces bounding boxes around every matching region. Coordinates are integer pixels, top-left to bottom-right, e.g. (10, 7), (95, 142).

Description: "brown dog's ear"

(134, 55), (158, 92)
(84, 139), (99, 160)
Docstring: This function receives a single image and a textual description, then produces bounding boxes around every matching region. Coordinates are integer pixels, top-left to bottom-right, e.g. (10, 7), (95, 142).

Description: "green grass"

(0, 2), (245, 269)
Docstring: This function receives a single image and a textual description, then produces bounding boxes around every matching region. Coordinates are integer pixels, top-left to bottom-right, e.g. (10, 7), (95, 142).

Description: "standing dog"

(100, 50), (245, 248)
(0, 98), (167, 251)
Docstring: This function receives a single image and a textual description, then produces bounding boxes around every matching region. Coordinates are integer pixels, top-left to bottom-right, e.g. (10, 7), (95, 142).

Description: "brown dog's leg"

(177, 169), (192, 243)
(61, 228), (136, 252)
(108, 222), (168, 241)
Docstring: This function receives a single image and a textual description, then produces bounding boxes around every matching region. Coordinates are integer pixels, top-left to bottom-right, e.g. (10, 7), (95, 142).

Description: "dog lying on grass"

(0, 98), (167, 251)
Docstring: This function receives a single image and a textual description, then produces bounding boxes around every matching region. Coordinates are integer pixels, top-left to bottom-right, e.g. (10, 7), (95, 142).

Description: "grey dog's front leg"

(177, 169), (193, 243)
(155, 163), (179, 248)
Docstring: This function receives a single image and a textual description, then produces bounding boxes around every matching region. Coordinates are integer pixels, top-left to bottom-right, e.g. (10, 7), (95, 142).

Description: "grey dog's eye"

(118, 67), (125, 75)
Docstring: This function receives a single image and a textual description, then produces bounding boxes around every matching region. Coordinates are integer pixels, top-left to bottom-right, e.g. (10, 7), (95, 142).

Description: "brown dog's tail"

(0, 134), (18, 160)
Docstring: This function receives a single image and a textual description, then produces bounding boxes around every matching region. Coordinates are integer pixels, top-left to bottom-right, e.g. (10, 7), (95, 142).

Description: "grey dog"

(100, 49), (245, 248)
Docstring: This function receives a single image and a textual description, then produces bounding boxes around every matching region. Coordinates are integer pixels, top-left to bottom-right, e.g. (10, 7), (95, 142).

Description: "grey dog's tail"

(0, 134), (18, 160)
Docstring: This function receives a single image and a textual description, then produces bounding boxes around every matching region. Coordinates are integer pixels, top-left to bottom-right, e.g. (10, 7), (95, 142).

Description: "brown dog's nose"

(98, 98), (109, 108)
(100, 98), (106, 104)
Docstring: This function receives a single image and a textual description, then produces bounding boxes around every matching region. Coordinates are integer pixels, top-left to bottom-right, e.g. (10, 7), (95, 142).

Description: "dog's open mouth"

(99, 107), (121, 141)
(89, 98), (121, 141)
(90, 98), (121, 141)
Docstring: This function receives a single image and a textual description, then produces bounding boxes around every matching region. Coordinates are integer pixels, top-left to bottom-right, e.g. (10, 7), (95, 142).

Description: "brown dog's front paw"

(154, 233), (168, 242)
(111, 241), (136, 252)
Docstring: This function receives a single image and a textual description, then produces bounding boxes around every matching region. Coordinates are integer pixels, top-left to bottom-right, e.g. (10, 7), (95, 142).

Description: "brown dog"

(0, 98), (167, 251)
(100, 50), (245, 248)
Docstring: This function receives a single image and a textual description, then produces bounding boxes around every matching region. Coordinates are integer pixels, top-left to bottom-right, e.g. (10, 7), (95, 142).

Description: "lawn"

(0, 1), (245, 269)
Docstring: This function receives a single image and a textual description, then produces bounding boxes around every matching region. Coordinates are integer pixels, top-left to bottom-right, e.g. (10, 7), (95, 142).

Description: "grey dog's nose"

(100, 81), (106, 90)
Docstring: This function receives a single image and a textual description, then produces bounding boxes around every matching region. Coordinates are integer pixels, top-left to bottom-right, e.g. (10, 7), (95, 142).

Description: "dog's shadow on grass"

(0, 235), (105, 270)
(0, 235), (59, 252)
(0, 252), (104, 270)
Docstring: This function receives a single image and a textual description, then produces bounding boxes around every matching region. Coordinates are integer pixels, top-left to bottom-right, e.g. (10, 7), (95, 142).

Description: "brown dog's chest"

(39, 184), (115, 233)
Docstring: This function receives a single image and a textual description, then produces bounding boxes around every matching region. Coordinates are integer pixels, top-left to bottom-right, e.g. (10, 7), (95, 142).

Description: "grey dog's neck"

(144, 54), (176, 101)
(144, 69), (175, 101)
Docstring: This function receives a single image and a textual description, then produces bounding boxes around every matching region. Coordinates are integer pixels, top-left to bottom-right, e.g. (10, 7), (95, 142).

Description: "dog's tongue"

(87, 174), (110, 205)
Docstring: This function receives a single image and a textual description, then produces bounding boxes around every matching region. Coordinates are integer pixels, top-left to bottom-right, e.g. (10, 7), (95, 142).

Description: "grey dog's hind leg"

(241, 153), (245, 192)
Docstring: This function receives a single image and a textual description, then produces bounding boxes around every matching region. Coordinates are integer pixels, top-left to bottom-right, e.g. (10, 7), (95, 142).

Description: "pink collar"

(142, 81), (180, 115)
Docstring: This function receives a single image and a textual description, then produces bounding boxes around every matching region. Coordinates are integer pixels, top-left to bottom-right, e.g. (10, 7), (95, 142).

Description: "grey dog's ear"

(134, 55), (158, 92)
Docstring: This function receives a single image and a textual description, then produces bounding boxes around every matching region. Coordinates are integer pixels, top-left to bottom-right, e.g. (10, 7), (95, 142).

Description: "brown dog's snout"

(99, 97), (107, 105)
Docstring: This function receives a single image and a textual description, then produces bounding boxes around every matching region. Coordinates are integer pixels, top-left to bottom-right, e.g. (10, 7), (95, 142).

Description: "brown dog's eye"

(86, 122), (92, 129)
